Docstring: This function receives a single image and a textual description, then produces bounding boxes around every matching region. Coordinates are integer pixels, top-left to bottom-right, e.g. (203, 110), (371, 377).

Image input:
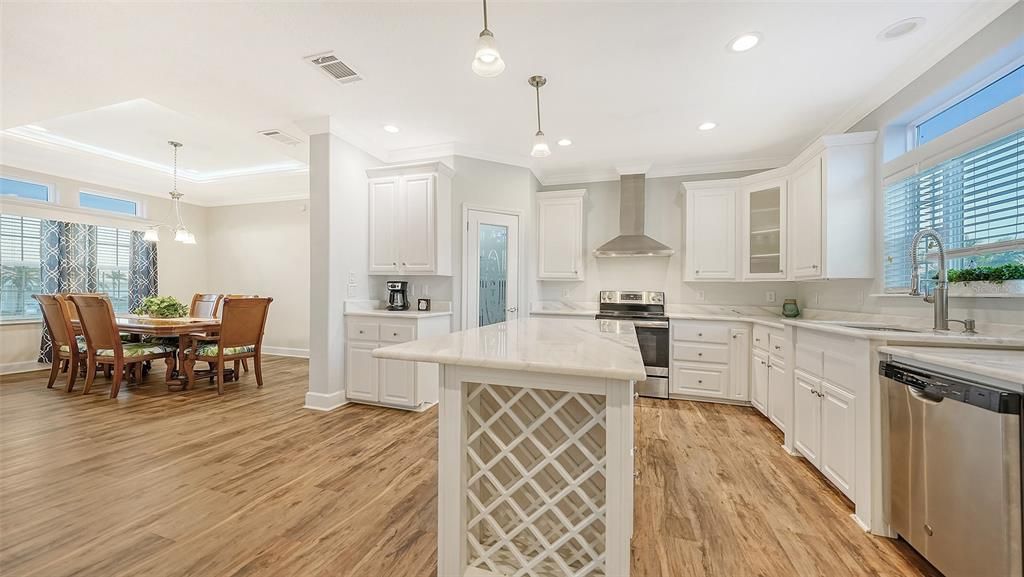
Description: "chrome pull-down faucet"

(908, 229), (976, 334)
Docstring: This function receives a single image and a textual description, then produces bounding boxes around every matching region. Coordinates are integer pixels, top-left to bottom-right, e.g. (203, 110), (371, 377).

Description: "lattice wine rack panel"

(465, 382), (608, 577)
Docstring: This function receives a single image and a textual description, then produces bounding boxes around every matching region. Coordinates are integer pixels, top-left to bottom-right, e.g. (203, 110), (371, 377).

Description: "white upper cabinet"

(537, 189), (585, 281)
(789, 133), (877, 280)
(366, 162), (453, 276)
(742, 178), (788, 280)
(683, 180), (738, 280)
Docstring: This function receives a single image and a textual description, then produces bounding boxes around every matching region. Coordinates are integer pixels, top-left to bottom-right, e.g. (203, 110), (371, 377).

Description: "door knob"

(506, 306), (518, 313)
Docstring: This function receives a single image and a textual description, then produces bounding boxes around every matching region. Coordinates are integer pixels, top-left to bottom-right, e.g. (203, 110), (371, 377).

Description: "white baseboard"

(1, 360), (47, 375)
(304, 390), (348, 412)
(263, 346), (310, 358)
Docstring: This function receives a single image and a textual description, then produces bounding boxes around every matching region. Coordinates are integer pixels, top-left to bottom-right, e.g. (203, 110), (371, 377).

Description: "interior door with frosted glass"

(466, 210), (519, 329)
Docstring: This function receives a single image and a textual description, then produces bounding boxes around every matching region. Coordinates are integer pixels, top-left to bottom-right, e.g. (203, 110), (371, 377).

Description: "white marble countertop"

(344, 299), (452, 319)
(373, 317), (647, 381)
(879, 346), (1024, 390)
(530, 302), (787, 328)
(783, 319), (1024, 346)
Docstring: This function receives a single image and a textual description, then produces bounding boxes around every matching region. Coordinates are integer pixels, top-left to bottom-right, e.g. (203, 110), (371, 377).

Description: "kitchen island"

(374, 317), (646, 577)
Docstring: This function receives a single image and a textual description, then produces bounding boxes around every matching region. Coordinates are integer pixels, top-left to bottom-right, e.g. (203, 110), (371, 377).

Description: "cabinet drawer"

(674, 322), (730, 344)
(672, 364), (727, 397)
(380, 323), (416, 343)
(673, 343), (729, 364)
(347, 320), (380, 341)
(769, 333), (788, 360)
(752, 325), (770, 350)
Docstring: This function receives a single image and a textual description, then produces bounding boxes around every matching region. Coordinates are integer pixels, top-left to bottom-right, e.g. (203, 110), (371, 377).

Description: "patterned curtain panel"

(37, 221), (157, 362)
(129, 230), (158, 314)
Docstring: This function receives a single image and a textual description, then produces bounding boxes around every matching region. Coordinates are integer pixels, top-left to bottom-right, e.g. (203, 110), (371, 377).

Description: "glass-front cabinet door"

(743, 180), (787, 279)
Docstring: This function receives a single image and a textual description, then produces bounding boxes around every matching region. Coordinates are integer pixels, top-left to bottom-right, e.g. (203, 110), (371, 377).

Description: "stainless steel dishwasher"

(882, 359), (1023, 577)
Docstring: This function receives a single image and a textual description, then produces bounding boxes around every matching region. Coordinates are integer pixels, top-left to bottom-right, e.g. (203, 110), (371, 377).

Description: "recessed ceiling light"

(558, 138), (572, 147)
(698, 122), (717, 131)
(728, 33), (761, 52)
(383, 124), (400, 134)
(878, 17), (926, 41)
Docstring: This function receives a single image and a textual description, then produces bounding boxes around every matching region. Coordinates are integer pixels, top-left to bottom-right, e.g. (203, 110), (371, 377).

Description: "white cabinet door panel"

(820, 381), (855, 499)
(346, 342), (379, 402)
(791, 156), (823, 279)
(686, 188), (736, 279)
(793, 371), (821, 465)
(380, 358), (417, 407)
(399, 175), (436, 273)
(728, 328), (749, 401)
(751, 352), (768, 415)
(369, 178), (400, 273)
(672, 363), (729, 399)
(538, 195), (584, 280)
(768, 362), (788, 433)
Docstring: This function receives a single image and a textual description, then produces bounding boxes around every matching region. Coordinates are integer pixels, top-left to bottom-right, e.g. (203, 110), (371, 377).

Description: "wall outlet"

(347, 284), (356, 297)
(561, 287), (571, 298)
(348, 271), (356, 284)
(696, 290), (705, 301)
(765, 291), (776, 304)
(814, 292), (821, 305)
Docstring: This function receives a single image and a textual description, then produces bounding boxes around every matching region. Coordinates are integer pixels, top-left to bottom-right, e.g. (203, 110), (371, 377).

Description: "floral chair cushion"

(188, 343), (255, 357)
(58, 335), (87, 354)
(94, 342), (177, 358)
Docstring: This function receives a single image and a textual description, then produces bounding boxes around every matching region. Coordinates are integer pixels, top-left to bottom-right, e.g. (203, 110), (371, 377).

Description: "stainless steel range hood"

(593, 174), (675, 257)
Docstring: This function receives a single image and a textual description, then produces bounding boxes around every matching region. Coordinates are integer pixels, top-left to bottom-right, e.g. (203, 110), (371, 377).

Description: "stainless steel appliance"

(881, 358), (1022, 577)
(596, 291), (668, 398)
(385, 281), (410, 311)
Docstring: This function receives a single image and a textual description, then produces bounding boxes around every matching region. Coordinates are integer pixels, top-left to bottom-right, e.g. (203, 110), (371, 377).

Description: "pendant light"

(144, 141), (196, 244)
(528, 75), (550, 158)
(472, 0), (505, 77)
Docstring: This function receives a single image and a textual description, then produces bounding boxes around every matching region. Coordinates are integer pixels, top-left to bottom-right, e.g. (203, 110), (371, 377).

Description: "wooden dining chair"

(223, 294), (257, 375)
(69, 294), (178, 398)
(191, 293), (224, 318)
(33, 294), (85, 392)
(184, 297), (272, 395)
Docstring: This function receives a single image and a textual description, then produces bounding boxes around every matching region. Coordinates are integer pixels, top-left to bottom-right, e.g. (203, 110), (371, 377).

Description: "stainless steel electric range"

(595, 291), (669, 398)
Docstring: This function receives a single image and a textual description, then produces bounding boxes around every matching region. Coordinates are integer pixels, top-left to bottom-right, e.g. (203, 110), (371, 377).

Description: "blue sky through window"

(79, 191), (138, 216)
(916, 65), (1024, 146)
(0, 177), (49, 202)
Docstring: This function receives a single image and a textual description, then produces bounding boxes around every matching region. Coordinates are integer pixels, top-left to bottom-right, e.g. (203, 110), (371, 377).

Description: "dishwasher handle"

(907, 385), (944, 405)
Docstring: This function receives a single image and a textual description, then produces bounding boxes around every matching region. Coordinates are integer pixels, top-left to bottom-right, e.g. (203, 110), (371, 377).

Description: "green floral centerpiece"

(947, 263), (1024, 296)
(133, 295), (189, 318)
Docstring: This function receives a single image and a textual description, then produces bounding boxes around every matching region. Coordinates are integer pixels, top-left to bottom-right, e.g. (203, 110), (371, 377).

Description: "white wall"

(537, 172), (797, 306)
(205, 199), (310, 355)
(807, 4), (1024, 326)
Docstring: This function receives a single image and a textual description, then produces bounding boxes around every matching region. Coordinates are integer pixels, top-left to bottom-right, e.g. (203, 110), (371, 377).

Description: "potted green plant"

(133, 295), (189, 318)
(946, 263), (1024, 296)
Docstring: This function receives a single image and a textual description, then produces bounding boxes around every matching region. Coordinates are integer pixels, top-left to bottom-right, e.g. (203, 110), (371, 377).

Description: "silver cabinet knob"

(401, 262), (406, 266)
(697, 352), (703, 357)
(697, 332), (703, 337)
(392, 332), (398, 336)
(811, 264), (819, 269)
(697, 379), (703, 384)
(732, 334), (737, 339)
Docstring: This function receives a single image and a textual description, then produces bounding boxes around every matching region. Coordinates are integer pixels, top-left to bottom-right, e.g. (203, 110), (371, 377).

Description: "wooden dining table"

(72, 315), (223, 388)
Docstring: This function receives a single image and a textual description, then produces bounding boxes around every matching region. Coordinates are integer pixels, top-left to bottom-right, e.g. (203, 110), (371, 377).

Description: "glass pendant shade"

(184, 231), (197, 245)
(531, 131), (551, 158)
(143, 228), (160, 242)
(473, 31), (505, 77)
(174, 227), (190, 242)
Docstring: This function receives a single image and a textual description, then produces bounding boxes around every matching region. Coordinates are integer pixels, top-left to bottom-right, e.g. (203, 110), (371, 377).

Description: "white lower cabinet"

(669, 320), (748, 402)
(820, 381), (855, 497)
(793, 370), (822, 465)
(768, 361), (788, 433)
(751, 350), (769, 415)
(344, 313), (450, 410)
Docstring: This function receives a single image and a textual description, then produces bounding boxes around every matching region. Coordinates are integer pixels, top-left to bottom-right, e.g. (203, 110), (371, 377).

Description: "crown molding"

(816, 0), (1016, 141)
(536, 155), (787, 187)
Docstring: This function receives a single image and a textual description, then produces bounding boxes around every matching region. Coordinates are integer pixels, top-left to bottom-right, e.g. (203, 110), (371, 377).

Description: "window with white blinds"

(884, 129), (1024, 292)
(96, 226), (132, 313)
(0, 215), (43, 319)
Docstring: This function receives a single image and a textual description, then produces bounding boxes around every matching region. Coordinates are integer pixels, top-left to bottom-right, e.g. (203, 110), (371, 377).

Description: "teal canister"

(782, 299), (800, 318)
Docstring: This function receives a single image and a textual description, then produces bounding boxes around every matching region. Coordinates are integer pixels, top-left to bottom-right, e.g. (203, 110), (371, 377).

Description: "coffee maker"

(385, 281), (410, 311)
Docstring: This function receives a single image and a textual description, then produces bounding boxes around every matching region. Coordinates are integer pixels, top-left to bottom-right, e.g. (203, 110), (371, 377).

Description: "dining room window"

(95, 226), (132, 313)
(0, 215), (43, 320)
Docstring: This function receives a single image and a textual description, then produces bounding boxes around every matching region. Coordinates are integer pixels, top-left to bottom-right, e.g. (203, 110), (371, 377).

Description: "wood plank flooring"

(0, 357), (937, 577)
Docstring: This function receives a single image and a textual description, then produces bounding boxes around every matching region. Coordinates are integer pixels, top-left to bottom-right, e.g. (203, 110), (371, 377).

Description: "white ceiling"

(0, 1), (1015, 205)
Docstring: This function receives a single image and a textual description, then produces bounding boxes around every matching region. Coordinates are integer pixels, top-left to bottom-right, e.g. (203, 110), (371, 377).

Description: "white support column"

(301, 117), (380, 411)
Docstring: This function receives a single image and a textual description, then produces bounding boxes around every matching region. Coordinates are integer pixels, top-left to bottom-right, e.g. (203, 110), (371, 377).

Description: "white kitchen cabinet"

(669, 320), (748, 403)
(820, 381), (855, 498)
(683, 181), (738, 280)
(768, 361), (788, 433)
(788, 133), (876, 280)
(344, 312), (451, 410)
(345, 341), (379, 402)
(537, 189), (586, 280)
(366, 161), (453, 276)
(742, 179), (788, 280)
(751, 350), (769, 415)
(793, 370), (822, 465)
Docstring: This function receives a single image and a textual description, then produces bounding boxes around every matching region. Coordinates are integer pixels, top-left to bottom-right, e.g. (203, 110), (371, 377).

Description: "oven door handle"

(631, 320), (669, 328)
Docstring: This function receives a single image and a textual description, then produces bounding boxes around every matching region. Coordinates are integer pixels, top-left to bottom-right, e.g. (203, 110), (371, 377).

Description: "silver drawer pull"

(358, 330), (364, 334)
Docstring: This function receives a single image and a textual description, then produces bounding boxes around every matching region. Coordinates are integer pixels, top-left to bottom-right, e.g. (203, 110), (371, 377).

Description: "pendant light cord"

(535, 85), (542, 134)
(482, 0), (489, 31)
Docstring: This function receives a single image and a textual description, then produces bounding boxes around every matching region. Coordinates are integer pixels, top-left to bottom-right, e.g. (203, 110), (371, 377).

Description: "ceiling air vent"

(258, 129), (302, 146)
(305, 51), (362, 84)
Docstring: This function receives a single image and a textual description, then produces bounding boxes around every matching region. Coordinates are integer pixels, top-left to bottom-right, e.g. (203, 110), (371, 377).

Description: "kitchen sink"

(836, 324), (925, 333)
